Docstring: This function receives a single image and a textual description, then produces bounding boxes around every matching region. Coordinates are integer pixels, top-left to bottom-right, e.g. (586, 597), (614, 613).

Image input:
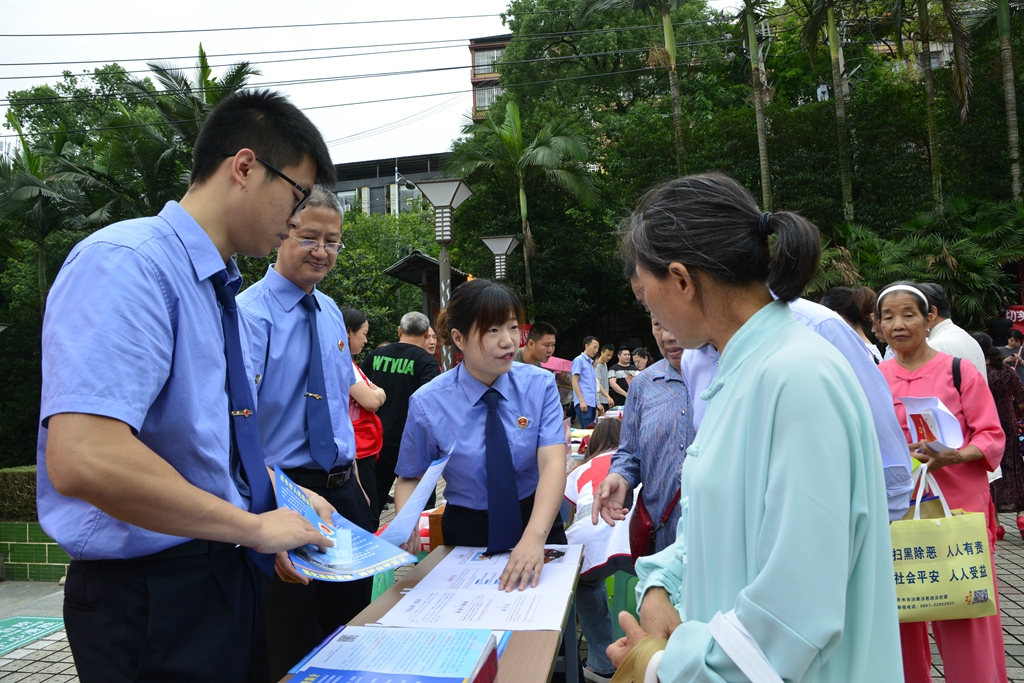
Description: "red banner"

(519, 323), (531, 348)
(1007, 307), (1024, 334)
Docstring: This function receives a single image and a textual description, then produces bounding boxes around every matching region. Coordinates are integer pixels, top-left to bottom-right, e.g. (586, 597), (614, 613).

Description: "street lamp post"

(414, 178), (473, 370)
(479, 236), (520, 283)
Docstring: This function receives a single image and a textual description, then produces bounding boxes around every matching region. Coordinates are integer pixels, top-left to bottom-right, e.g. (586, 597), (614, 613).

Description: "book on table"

(289, 625), (504, 683)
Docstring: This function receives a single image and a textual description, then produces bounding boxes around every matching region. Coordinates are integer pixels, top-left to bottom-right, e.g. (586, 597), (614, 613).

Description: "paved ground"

(4, 507), (1024, 681)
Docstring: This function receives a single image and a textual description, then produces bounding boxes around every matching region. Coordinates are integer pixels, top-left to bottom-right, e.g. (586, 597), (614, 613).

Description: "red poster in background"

(519, 323), (531, 349)
(1007, 307), (1024, 334)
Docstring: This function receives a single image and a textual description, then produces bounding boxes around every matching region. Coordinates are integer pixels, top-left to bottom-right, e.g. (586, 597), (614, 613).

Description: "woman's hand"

(402, 527), (421, 554)
(912, 441), (983, 471)
(499, 532), (546, 591)
(638, 586), (682, 639)
(607, 612), (654, 669)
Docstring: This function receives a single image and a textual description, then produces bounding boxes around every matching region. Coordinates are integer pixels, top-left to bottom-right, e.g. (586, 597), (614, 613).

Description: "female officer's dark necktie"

(299, 294), (338, 473)
(212, 271), (276, 575)
(482, 388), (522, 554)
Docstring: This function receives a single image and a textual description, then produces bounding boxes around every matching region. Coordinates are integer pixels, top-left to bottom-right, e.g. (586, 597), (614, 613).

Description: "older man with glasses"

(237, 187), (375, 680)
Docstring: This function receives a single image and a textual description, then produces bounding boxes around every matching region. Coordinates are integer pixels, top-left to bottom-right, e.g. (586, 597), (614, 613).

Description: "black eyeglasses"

(221, 152), (311, 216)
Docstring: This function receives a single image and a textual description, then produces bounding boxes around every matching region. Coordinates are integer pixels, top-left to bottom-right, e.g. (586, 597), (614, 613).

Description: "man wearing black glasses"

(37, 89), (338, 682)
(238, 187), (376, 680)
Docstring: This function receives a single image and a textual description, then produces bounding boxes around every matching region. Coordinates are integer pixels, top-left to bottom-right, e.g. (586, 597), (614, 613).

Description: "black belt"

(283, 463), (353, 489)
(127, 538), (239, 562)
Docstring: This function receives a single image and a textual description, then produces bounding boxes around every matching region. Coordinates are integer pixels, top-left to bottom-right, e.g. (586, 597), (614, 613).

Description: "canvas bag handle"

(911, 462), (953, 520)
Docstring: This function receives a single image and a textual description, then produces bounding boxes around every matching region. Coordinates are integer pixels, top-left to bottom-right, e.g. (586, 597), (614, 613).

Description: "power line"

(0, 16), (733, 73)
(0, 14), (505, 38)
(0, 66), (665, 139)
(0, 44), (471, 82)
(0, 48), (743, 141)
(325, 95), (468, 147)
(0, 37), (740, 106)
(0, 38), (471, 68)
(0, 33), (737, 107)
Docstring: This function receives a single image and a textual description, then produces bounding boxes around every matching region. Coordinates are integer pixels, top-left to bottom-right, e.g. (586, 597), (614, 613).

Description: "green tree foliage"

(812, 200), (1024, 329)
(447, 100), (597, 319)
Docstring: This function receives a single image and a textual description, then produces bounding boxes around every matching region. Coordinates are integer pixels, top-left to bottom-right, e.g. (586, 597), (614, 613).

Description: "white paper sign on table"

(378, 452), (450, 547)
(898, 396), (965, 451)
(378, 587), (573, 631)
(414, 545), (583, 593)
(377, 545), (582, 631)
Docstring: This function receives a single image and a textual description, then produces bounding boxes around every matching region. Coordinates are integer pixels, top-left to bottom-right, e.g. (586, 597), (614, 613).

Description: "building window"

(399, 186), (422, 213)
(336, 190), (357, 213)
(474, 48), (503, 76)
(476, 85), (502, 111)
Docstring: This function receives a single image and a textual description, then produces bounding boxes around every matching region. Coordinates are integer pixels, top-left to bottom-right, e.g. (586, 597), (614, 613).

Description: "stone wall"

(0, 522), (68, 581)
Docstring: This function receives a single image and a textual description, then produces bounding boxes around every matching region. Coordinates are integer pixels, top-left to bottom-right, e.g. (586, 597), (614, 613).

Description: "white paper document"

(379, 586), (573, 630)
(378, 453), (450, 547)
(414, 544), (583, 593)
(378, 544), (582, 631)
(898, 396), (965, 451)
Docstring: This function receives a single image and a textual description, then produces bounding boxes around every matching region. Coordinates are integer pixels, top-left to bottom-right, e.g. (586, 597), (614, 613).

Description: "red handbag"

(629, 488), (681, 565)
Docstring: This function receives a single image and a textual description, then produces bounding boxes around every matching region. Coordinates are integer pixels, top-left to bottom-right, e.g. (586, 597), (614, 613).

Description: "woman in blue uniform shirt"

(394, 279), (568, 591)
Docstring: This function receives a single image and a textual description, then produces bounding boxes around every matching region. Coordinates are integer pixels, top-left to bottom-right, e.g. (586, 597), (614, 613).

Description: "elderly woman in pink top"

(877, 281), (1006, 683)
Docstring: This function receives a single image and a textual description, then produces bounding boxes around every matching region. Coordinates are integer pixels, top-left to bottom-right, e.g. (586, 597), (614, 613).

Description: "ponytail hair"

(619, 173), (820, 302)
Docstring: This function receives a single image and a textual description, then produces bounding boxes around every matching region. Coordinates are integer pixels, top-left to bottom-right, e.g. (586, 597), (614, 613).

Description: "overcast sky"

(0, 0), (737, 165)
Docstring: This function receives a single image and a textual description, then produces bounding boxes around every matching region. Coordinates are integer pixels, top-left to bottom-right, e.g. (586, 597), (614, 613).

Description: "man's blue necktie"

(482, 389), (523, 554)
(299, 294), (338, 473)
(211, 271), (276, 576)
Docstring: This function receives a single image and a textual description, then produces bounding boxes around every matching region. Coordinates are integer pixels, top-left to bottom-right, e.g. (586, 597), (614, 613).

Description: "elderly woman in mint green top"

(604, 173), (902, 683)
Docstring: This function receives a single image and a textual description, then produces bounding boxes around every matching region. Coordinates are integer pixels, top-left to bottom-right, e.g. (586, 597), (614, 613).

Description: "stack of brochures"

(289, 626), (506, 683)
(275, 467), (418, 582)
(377, 545), (584, 631)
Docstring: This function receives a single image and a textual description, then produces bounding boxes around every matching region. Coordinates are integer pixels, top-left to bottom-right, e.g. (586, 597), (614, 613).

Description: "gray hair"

(306, 186), (343, 217)
(400, 311), (430, 337)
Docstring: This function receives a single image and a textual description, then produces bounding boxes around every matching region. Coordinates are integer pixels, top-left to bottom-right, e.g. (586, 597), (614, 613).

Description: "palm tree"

(893, 0), (973, 213)
(126, 44), (261, 158)
(0, 114), (109, 313)
(738, 0), (773, 211)
(968, 0), (1021, 201)
(801, 0), (855, 221)
(447, 101), (598, 319)
(578, 0), (689, 173)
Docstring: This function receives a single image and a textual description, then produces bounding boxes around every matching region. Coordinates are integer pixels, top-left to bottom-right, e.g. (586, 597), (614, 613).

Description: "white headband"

(878, 284), (930, 310)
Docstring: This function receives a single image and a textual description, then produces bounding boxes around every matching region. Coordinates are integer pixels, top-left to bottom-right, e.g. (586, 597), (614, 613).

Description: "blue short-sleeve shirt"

(571, 352), (598, 406)
(36, 201), (257, 561)
(396, 362), (564, 509)
(237, 265), (356, 470)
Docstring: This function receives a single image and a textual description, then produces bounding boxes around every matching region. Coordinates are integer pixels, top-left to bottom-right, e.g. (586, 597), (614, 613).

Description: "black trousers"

(355, 455), (378, 527)
(264, 468), (376, 681)
(441, 494), (568, 547)
(374, 444), (400, 518)
(64, 542), (268, 683)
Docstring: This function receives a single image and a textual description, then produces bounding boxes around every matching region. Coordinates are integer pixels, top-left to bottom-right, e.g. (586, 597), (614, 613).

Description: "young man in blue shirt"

(572, 336), (601, 427)
(37, 90), (339, 682)
(238, 188), (376, 680)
